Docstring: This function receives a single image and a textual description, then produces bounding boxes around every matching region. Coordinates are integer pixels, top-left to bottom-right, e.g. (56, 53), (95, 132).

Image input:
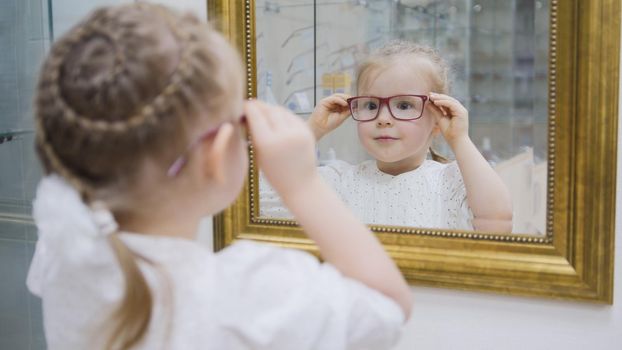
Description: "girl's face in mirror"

(356, 63), (441, 165)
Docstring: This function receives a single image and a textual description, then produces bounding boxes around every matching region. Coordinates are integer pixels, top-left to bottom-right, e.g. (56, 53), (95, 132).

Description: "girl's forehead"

(359, 58), (435, 95)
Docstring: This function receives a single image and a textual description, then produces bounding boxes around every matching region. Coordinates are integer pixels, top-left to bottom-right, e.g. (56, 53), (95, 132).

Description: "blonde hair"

(34, 3), (242, 348)
(356, 40), (451, 162)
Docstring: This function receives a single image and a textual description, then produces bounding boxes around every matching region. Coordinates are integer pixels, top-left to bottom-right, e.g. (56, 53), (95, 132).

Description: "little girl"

(261, 41), (512, 232)
(26, 4), (412, 349)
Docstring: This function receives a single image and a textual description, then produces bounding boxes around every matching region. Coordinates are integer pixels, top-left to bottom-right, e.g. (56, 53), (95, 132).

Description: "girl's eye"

(396, 101), (414, 110)
(364, 102), (378, 110)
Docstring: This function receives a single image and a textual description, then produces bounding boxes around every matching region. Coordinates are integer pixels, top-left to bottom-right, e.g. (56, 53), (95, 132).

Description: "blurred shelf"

(0, 129), (34, 144)
(0, 198), (33, 218)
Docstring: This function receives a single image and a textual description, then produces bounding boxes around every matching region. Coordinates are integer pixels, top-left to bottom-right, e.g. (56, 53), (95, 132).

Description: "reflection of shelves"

(381, 26), (470, 34)
(470, 71), (549, 81)
(0, 129), (34, 144)
(0, 198), (33, 218)
(0, 211), (34, 226)
(257, 0), (394, 12)
(471, 29), (550, 38)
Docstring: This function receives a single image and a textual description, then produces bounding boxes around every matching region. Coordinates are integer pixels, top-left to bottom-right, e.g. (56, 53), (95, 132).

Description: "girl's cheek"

(357, 123), (373, 136)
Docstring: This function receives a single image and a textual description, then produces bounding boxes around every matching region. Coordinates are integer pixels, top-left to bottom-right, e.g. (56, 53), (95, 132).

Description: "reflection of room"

(256, 0), (550, 234)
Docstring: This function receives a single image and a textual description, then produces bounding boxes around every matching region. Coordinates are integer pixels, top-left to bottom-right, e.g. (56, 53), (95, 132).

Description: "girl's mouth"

(374, 136), (399, 141)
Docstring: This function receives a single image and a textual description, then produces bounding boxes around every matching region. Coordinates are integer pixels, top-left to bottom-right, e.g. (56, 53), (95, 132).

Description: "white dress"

(261, 159), (474, 230)
(27, 236), (405, 350)
(26, 176), (405, 350)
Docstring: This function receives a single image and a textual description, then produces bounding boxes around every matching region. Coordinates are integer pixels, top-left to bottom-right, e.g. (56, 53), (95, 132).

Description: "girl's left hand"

(429, 92), (469, 146)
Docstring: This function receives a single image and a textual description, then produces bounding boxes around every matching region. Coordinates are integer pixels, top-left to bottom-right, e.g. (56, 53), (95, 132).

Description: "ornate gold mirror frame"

(208, 0), (620, 303)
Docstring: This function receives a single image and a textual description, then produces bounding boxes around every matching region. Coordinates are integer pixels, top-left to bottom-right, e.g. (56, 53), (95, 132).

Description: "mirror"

(255, 0), (550, 235)
(209, 0), (618, 303)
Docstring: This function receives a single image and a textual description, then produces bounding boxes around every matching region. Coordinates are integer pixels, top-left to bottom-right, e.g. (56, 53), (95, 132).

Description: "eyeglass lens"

(350, 96), (425, 121)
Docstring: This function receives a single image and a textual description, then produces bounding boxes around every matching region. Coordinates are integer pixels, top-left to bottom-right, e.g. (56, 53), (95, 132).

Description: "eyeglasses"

(346, 95), (429, 121)
(167, 115), (247, 177)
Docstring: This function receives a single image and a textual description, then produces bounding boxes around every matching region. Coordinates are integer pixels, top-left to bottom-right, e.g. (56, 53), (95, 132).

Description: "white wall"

(52, 0), (206, 39)
(51, 0), (127, 38)
(152, 0), (206, 16)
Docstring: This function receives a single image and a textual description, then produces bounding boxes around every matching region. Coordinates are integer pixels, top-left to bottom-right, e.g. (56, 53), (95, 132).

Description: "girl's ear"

(199, 123), (234, 184)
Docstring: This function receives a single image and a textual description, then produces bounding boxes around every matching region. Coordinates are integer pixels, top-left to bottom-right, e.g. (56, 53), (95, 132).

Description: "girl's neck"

(113, 187), (211, 240)
(116, 209), (201, 240)
(376, 152), (427, 176)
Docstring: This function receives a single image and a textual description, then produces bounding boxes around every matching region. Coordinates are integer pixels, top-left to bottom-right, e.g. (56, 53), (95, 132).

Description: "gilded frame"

(208, 0), (620, 303)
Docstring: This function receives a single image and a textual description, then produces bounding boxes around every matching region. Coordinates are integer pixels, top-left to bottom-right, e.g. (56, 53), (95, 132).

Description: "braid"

(39, 10), (197, 135)
(35, 3), (238, 190)
(35, 116), (91, 196)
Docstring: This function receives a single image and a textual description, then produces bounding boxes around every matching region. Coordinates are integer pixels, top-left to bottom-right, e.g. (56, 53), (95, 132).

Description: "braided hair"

(34, 3), (243, 348)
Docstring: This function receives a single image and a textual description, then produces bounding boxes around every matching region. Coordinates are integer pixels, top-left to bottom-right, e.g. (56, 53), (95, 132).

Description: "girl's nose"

(376, 104), (393, 126)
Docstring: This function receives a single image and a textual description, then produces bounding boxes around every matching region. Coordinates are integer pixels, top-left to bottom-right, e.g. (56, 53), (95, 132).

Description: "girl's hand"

(245, 100), (318, 198)
(429, 92), (469, 147)
(308, 93), (351, 140)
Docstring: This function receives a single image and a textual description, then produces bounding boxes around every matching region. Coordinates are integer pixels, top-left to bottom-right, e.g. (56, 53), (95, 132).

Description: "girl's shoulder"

(409, 160), (463, 191)
(357, 159), (379, 172)
(216, 240), (315, 267)
(318, 159), (369, 187)
(214, 240), (326, 282)
(319, 159), (377, 175)
(319, 158), (357, 176)
(423, 158), (455, 169)
(420, 159), (460, 177)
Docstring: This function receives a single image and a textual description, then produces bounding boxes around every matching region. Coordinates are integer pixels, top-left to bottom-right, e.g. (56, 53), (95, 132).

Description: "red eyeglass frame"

(346, 94), (429, 121)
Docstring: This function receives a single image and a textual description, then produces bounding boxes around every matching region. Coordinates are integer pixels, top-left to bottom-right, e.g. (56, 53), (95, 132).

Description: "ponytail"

(105, 235), (153, 349)
(429, 147), (449, 163)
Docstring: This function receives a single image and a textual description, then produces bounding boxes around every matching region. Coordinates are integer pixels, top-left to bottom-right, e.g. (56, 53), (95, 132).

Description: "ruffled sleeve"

(212, 241), (405, 350)
(316, 159), (352, 194)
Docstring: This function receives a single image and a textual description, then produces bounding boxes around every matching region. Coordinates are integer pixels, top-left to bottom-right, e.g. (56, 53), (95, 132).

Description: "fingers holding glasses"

(427, 93), (470, 144)
(428, 93), (468, 119)
(309, 93), (353, 141)
(324, 93), (351, 112)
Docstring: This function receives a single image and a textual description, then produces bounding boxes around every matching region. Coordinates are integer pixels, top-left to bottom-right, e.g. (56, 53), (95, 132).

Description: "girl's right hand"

(245, 100), (319, 199)
(307, 93), (351, 140)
